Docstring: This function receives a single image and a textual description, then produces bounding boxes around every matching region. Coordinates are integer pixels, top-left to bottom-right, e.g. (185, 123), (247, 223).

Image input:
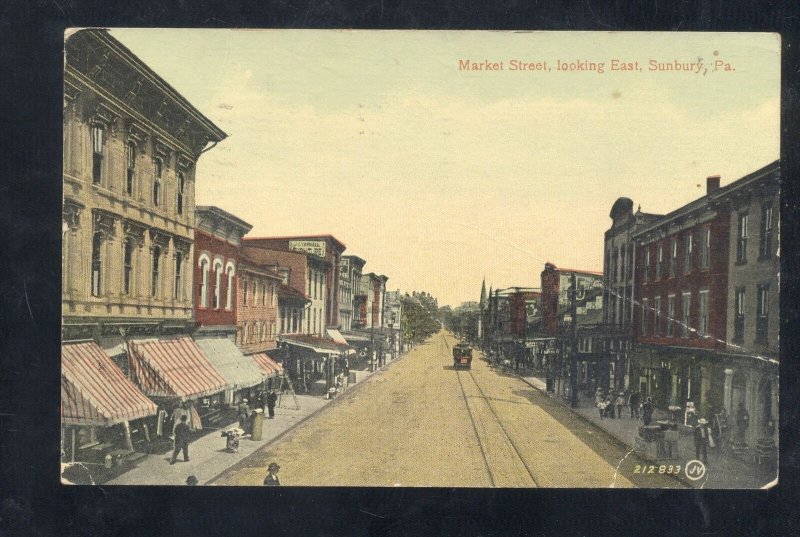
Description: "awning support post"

(122, 420), (134, 451)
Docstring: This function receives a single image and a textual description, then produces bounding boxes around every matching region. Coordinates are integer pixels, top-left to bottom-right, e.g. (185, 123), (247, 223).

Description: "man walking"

(642, 397), (654, 426)
(629, 390), (640, 419)
(694, 418), (713, 464)
(266, 390), (277, 419)
(263, 462), (281, 486)
(237, 398), (250, 432)
(170, 415), (191, 465)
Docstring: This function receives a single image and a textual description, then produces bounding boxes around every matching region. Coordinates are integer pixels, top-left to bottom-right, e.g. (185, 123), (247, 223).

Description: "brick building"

(235, 256), (281, 354)
(631, 175), (733, 416)
(194, 206), (252, 333)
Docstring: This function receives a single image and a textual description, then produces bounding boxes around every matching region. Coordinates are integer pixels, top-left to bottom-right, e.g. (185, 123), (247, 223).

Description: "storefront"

(278, 334), (354, 393)
(127, 337), (229, 438)
(251, 351), (284, 392)
(194, 336), (268, 406)
(61, 341), (158, 463)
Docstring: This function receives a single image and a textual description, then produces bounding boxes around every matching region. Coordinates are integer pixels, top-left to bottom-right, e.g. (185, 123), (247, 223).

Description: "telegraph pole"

(569, 273), (578, 408)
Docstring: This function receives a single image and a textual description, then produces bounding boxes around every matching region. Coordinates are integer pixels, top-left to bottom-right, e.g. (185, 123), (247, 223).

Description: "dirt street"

(212, 331), (683, 488)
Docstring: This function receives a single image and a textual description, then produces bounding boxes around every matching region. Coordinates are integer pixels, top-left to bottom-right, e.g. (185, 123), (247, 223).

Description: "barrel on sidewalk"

(251, 409), (264, 441)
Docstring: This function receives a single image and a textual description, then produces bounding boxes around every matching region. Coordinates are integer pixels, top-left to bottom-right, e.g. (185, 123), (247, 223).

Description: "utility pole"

(569, 273), (578, 408)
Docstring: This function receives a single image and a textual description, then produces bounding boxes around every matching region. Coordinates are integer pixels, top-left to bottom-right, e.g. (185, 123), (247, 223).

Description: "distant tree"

(401, 291), (441, 345)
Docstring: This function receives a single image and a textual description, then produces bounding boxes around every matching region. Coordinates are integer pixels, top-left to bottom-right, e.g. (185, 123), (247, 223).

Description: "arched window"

(177, 171), (185, 215)
(91, 125), (104, 185)
(91, 232), (103, 297)
(123, 238), (134, 295)
(225, 263), (235, 310)
(153, 158), (162, 206)
(199, 257), (209, 307)
(213, 260), (223, 309)
(151, 245), (161, 297)
(126, 142), (136, 195)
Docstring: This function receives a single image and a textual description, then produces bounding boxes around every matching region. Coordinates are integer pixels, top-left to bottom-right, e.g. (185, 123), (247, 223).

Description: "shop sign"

(289, 240), (326, 258)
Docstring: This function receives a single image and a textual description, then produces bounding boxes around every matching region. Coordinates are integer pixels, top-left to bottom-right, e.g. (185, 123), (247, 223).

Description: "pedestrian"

(595, 387), (604, 407)
(263, 462), (281, 486)
(185, 475), (198, 486)
(605, 397), (615, 419)
(597, 398), (606, 420)
(736, 402), (749, 443)
(615, 392), (625, 419)
(642, 397), (654, 426)
(266, 390), (277, 419)
(629, 390), (640, 419)
(170, 415), (191, 465)
(694, 418), (713, 464)
(237, 398), (250, 431)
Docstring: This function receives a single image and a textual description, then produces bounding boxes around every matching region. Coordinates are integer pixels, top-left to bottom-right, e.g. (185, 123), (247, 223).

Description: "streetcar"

(452, 343), (473, 369)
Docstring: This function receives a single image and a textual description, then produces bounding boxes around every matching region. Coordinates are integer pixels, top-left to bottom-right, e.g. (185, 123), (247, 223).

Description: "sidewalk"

(518, 375), (777, 489)
(102, 360), (396, 486)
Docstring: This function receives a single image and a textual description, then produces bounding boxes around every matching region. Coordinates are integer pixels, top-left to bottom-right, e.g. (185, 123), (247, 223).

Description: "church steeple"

(479, 278), (487, 309)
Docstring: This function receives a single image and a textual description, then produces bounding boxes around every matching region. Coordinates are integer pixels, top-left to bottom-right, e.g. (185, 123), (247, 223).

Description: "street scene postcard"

(61, 30), (780, 489)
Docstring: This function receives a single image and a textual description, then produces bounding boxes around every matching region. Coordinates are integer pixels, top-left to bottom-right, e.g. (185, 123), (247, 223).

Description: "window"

(151, 246), (161, 297)
(280, 309), (286, 334)
(213, 262), (222, 309)
(643, 249), (650, 282)
(684, 233), (693, 274)
(734, 288), (745, 342)
(225, 266), (234, 310)
(126, 142), (136, 195)
(199, 258), (209, 307)
(666, 295), (675, 337)
(262, 322), (267, 341)
(641, 298), (649, 336)
(653, 297), (662, 336)
(681, 292), (691, 338)
(91, 233), (102, 297)
(123, 239), (133, 295)
(270, 322), (276, 338)
(669, 239), (677, 276)
(153, 158), (162, 206)
(698, 289), (709, 336)
(308, 272), (312, 297)
(312, 307), (317, 333)
(270, 283), (276, 306)
(91, 125), (104, 184)
(760, 202), (773, 259)
(252, 282), (257, 306)
(700, 228), (711, 269)
(621, 247), (627, 282)
(177, 172), (185, 215)
(656, 245), (664, 279)
(737, 213), (749, 263)
(242, 323), (249, 345)
(756, 284), (769, 343)
(174, 255), (183, 300)
(243, 279), (248, 305)
(262, 283), (267, 306)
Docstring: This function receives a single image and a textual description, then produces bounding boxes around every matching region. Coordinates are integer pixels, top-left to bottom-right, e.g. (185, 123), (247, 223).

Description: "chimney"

(706, 175), (721, 195)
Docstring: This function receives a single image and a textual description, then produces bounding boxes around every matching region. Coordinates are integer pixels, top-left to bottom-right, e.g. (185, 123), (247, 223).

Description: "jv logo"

(685, 460), (706, 481)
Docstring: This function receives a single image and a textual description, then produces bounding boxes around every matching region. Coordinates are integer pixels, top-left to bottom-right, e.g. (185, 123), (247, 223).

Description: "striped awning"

(128, 337), (228, 401)
(61, 342), (157, 426)
(251, 353), (284, 378)
(194, 337), (266, 390)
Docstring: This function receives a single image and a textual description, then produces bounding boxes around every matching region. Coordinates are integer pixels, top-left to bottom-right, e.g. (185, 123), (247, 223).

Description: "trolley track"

(442, 333), (541, 487)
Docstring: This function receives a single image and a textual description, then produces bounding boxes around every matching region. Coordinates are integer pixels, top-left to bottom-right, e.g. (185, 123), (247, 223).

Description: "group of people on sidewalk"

(594, 387), (654, 425)
(236, 390), (279, 433)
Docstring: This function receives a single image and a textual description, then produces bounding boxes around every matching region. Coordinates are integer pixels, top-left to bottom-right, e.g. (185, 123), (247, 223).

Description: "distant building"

(599, 198), (662, 392)
(339, 255), (366, 331)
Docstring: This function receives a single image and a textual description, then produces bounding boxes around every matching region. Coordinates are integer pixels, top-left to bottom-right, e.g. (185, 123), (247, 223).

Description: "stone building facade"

(62, 29), (225, 343)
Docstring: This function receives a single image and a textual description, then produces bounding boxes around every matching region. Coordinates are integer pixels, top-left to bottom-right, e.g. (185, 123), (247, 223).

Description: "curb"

(515, 374), (693, 489)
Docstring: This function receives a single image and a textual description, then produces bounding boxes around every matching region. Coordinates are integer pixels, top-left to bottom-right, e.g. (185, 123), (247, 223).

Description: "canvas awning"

(326, 329), (347, 345)
(279, 335), (354, 355)
(194, 337), (266, 391)
(61, 342), (157, 426)
(128, 337), (228, 401)
(251, 353), (284, 378)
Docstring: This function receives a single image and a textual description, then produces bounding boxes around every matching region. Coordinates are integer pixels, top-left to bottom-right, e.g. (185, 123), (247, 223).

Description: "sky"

(110, 30), (780, 307)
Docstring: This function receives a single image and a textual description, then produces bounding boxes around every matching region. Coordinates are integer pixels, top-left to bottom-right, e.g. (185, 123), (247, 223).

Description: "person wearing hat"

(263, 462), (281, 486)
(237, 398), (250, 433)
(170, 415), (191, 465)
(615, 392), (626, 420)
(266, 390), (278, 419)
(694, 418), (713, 464)
(642, 397), (654, 426)
(185, 475), (198, 486)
